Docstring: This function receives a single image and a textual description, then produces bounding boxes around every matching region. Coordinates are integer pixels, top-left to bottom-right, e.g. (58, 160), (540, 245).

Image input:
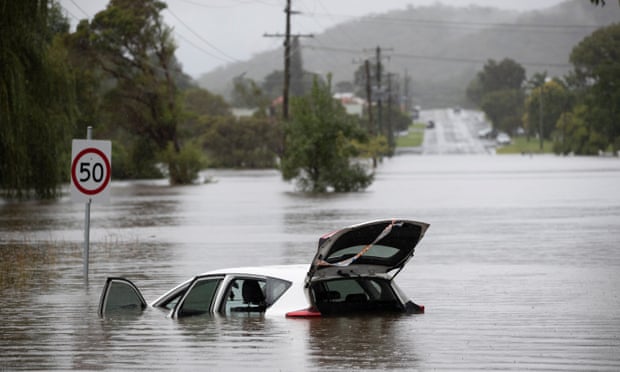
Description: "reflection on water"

(307, 315), (422, 370)
(1, 155), (620, 370)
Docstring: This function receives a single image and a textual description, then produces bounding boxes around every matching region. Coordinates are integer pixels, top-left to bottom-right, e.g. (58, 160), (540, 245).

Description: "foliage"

(161, 142), (206, 184)
(179, 87), (231, 141)
(468, 58), (526, 135)
(523, 79), (572, 142)
(1, 0), (76, 199)
(199, 116), (281, 168)
(553, 104), (606, 155)
(281, 80), (373, 193)
(569, 23), (620, 153)
(261, 69), (325, 100)
(183, 88), (231, 118)
(231, 75), (269, 108)
(353, 60), (381, 100)
(76, 0), (192, 184)
(480, 89), (525, 134)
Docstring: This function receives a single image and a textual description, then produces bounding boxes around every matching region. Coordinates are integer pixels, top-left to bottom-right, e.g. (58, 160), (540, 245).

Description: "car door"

(170, 275), (224, 318)
(98, 277), (147, 318)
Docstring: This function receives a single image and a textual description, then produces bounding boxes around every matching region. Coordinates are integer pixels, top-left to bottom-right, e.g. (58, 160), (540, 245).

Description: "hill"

(196, 0), (620, 108)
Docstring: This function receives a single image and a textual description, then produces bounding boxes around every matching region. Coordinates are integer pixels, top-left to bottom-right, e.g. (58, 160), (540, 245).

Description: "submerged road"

(420, 108), (494, 155)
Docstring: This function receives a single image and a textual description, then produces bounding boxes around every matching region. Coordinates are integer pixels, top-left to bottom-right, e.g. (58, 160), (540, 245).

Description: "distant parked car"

(98, 219), (430, 319)
(411, 106), (421, 120)
(426, 120), (435, 129)
(478, 127), (493, 139)
(496, 132), (511, 145)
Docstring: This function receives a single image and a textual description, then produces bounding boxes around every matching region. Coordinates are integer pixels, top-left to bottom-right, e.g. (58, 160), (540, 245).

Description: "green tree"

(281, 80), (373, 193)
(199, 116), (281, 168)
(523, 79), (571, 144)
(1, 0), (76, 199)
(553, 104), (606, 155)
(570, 23), (620, 153)
(468, 58), (526, 134)
(80, 0), (197, 183)
(467, 58), (525, 105)
(481, 89), (524, 134)
(480, 59), (525, 92)
(231, 74), (269, 108)
(261, 70), (284, 100)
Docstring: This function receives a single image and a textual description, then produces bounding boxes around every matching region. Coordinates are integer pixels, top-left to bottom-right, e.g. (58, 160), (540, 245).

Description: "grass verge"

(0, 241), (70, 290)
(396, 122), (426, 147)
(496, 137), (554, 154)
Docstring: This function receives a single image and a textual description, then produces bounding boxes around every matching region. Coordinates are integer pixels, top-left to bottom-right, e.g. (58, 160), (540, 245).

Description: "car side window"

(175, 277), (221, 318)
(264, 277), (292, 305)
(220, 277), (292, 315)
(221, 278), (267, 314)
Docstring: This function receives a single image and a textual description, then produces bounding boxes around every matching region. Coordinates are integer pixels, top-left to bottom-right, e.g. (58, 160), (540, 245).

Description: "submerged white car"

(99, 219), (430, 318)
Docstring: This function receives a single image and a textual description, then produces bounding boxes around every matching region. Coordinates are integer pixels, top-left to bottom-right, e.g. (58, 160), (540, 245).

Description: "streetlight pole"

(539, 83), (544, 151)
(538, 77), (551, 152)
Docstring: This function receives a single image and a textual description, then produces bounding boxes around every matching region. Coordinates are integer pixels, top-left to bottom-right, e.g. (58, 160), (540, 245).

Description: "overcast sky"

(58, 0), (568, 78)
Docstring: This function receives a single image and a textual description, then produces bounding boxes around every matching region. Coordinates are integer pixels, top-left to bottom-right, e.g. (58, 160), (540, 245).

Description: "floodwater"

(1, 153), (620, 371)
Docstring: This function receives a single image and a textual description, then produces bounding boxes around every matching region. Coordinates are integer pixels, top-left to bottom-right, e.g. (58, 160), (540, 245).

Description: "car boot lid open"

(305, 219), (429, 286)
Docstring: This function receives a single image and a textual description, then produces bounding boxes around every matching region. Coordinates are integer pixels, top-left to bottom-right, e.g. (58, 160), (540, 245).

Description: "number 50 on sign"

(71, 139), (112, 203)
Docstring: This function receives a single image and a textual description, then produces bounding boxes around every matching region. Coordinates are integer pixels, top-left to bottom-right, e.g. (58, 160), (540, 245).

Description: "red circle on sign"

(71, 147), (111, 195)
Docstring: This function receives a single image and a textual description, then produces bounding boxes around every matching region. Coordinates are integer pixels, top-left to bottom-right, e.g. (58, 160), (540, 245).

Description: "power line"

(303, 44), (571, 69)
(173, 32), (233, 63)
(69, 0), (90, 18)
(165, 7), (240, 63)
(301, 11), (603, 32)
(58, 4), (80, 22)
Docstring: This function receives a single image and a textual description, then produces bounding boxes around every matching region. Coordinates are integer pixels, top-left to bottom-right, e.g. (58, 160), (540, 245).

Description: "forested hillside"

(197, 0), (620, 108)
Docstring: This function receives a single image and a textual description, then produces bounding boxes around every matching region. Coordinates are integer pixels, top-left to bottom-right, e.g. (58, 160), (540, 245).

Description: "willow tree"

(79, 0), (197, 184)
(0, 0), (75, 199)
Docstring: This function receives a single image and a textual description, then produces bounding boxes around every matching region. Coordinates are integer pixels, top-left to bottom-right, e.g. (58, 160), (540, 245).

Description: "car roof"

(199, 264), (309, 283)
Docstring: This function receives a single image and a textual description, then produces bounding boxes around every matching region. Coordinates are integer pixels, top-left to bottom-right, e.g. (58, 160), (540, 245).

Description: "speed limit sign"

(71, 139), (112, 203)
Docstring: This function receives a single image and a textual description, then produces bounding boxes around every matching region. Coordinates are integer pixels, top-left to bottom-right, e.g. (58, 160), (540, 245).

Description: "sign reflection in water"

(1, 154), (619, 371)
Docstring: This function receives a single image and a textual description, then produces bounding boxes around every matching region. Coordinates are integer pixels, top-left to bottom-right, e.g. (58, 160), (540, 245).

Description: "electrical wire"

(303, 44), (571, 68)
(68, 0), (90, 18)
(301, 11), (603, 32)
(165, 6), (240, 63)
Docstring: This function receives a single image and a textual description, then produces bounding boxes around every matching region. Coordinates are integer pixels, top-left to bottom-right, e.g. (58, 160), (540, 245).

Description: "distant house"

(333, 93), (365, 117)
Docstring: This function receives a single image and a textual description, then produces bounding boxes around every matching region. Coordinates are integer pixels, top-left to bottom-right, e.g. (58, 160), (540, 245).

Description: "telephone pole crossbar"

(263, 0), (313, 120)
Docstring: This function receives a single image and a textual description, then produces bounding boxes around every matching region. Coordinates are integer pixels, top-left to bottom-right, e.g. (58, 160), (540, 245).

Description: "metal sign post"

(84, 127), (92, 284)
(70, 127), (112, 284)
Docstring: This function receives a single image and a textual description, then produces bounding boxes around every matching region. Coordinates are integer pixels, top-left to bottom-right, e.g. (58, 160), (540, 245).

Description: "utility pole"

(376, 46), (383, 135)
(364, 59), (374, 135)
(264, 0), (313, 120)
(403, 69), (411, 113)
(364, 46), (391, 134)
(387, 73), (394, 150)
